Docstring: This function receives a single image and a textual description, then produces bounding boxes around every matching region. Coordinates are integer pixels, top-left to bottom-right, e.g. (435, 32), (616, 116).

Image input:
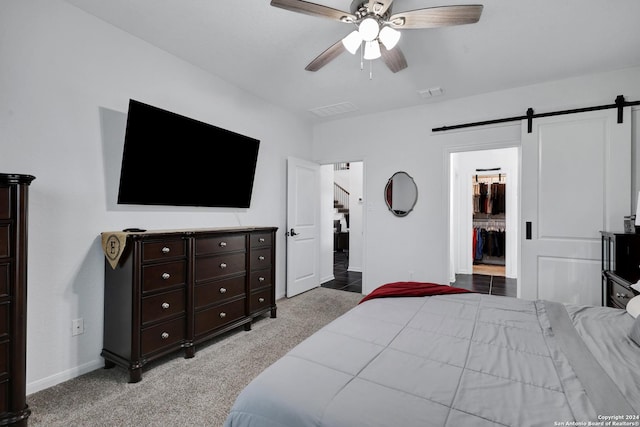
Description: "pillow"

(630, 315), (640, 347)
(626, 294), (640, 318)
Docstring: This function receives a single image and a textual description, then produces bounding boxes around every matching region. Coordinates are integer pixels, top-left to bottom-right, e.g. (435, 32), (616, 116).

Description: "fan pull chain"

(369, 60), (373, 80)
(360, 42), (364, 71)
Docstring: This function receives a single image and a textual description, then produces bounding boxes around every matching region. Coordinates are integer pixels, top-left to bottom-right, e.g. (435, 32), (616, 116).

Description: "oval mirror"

(384, 171), (418, 217)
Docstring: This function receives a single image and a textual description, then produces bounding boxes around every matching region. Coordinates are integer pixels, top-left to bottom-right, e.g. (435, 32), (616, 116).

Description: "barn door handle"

(526, 222), (532, 240)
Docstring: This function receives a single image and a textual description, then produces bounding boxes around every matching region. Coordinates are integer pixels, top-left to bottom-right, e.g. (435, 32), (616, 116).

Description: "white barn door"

(286, 157), (321, 297)
(520, 109), (631, 305)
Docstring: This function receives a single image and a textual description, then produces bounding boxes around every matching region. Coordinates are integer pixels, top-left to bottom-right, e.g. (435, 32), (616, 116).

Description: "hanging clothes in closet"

(472, 173), (506, 266)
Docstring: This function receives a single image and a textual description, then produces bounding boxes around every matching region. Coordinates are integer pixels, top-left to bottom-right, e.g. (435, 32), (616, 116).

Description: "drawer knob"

(259, 277), (265, 282)
(220, 262), (227, 269)
(161, 332), (169, 339)
(258, 256), (265, 261)
(219, 287), (227, 294)
(162, 247), (170, 254)
(219, 241), (227, 248)
(259, 238), (265, 243)
(162, 273), (171, 280)
(161, 302), (170, 309)
(258, 297), (265, 303)
(616, 292), (630, 299)
(219, 312), (226, 318)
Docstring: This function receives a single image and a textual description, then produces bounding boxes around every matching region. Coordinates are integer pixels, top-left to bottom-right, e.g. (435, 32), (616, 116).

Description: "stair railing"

(334, 183), (349, 211)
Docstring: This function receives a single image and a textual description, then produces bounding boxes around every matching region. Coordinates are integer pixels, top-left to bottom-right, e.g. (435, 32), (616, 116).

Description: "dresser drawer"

(0, 264), (8, 298)
(250, 288), (273, 314)
(141, 288), (186, 326)
(194, 275), (245, 309)
(0, 379), (7, 413)
(250, 248), (271, 271)
(194, 298), (245, 336)
(141, 316), (186, 356)
(196, 234), (245, 255)
(0, 341), (7, 376)
(142, 261), (187, 293)
(610, 281), (634, 309)
(195, 252), (245, 283)
(0, 303), (8, 337)
(0, 187), (9, 220)
(250, 232), (272, 248)
(249, 269), (271, 291)
(0, 226), (9, 259)
(142, 239), (186, 263)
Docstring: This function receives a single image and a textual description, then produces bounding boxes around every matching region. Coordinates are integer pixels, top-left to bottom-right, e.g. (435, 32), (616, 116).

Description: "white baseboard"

(347, 267), (362, 273)
(320, 275), (335, 284)
(27, 358), (104, 395)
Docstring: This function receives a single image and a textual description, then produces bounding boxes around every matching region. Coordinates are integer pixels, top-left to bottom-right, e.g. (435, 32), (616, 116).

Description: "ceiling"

(62, 0), (640, 123)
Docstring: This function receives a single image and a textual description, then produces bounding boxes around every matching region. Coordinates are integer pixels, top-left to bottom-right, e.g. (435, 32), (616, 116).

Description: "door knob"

(289, 228), (300, 237)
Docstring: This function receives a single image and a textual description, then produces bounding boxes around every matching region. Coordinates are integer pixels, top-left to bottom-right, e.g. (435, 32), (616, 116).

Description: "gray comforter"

(224, 293), (640, 427)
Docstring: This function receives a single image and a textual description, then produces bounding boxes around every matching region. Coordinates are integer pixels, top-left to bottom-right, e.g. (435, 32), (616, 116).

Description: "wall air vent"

(309, 102), (359, 118)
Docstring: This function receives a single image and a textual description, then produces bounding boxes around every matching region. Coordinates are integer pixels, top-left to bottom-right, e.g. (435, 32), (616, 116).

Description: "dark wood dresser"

(601, 231), (640, 309)
(0, 174), (35, 426)
(101, 227), (277, 382)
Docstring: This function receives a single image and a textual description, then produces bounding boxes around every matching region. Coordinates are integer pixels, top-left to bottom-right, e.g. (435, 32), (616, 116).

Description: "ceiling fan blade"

(367, 0), (394, 16)
(271, 0), (356, 22)
(305, 39), (347, 72)
(380, 44), (407, 73)
(389, 5), (483, 29)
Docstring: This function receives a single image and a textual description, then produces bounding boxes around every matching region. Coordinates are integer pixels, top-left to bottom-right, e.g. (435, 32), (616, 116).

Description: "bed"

(224, 282), (640, 427)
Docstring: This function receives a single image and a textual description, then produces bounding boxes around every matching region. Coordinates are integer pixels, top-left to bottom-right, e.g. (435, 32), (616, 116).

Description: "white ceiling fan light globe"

(363, 40), (381, 60)
(379, 26), (401, 50)
(342, 30), (363, 54)
(358, 17), (380, 42)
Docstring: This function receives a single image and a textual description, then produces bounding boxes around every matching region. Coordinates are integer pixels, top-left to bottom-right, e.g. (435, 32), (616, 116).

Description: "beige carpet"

(28, 287), (362, 427)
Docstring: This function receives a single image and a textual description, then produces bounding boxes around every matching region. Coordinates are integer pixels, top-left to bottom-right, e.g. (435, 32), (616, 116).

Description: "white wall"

(312, 66), (640, 295)
(1, 0), (312, 394)
(348, 162), (363, 272)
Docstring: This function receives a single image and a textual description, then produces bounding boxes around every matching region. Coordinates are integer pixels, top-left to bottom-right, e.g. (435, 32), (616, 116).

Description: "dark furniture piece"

(101, 227), (277, 382)
(0, 173), (35, 426)
(601, 231), (640, 308)
(333, 231), (349, 252)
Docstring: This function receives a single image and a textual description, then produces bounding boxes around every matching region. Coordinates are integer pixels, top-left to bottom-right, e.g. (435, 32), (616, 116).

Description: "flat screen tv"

(117, 99), (260, 208)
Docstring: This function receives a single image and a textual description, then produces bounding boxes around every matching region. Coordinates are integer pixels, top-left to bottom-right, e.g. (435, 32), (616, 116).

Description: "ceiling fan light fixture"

(342, 30), (363, 54)
(363, 40), (381, 60)
(379, 26), (401, 50)
(358, 17), (380, 42)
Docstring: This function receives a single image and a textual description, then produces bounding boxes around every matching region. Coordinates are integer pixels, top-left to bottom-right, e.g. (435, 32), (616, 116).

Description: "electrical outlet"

(72, 318), (84, 336)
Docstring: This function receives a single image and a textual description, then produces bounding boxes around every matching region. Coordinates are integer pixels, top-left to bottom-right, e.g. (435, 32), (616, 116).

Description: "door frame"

(442, 124), (522, 291)
(319, 159), (366, 295)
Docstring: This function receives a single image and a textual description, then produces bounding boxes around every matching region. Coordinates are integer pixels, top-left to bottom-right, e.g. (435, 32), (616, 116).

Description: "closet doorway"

(450, 147), (518, 296)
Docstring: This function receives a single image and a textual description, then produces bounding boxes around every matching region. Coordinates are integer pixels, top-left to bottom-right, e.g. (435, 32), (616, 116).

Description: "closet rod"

(432, 95), (640, 133)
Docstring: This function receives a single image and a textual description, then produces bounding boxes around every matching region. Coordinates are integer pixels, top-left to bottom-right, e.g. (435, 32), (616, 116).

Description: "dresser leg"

(184, 346), (195, 359)
(128, 368), (142, 383)
(244, 322), (252, 331)
(270, 307), (277, 318)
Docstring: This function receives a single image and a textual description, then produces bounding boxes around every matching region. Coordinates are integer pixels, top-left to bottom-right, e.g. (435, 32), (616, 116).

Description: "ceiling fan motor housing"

(350, 1), (392, 21)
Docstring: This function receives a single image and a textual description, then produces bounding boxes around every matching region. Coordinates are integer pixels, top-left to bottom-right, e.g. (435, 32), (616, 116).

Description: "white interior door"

(520, 109), (631, 305)
(286, 157), (321, 297)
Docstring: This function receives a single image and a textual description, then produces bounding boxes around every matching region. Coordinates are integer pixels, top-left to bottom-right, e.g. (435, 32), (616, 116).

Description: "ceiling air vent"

(418, 87), (444, 98)
(309, 102), (359, 118)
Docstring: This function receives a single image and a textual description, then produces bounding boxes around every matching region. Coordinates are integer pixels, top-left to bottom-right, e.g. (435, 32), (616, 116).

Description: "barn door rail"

(432, 95), (640, 134)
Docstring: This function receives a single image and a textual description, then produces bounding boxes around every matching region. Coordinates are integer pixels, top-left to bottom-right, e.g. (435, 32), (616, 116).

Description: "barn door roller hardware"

(432, 95), (640, 133)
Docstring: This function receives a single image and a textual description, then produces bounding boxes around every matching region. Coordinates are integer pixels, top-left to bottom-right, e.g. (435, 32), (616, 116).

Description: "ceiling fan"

(270, 0), (483, 73)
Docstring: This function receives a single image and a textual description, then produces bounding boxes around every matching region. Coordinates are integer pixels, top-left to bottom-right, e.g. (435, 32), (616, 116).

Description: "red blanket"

(359, 281), (473, 304)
